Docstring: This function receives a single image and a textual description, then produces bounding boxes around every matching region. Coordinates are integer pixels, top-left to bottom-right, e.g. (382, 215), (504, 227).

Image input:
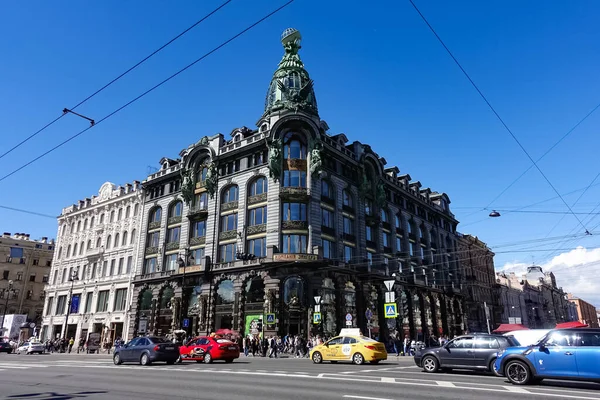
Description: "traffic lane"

(0, 363), (582, 400)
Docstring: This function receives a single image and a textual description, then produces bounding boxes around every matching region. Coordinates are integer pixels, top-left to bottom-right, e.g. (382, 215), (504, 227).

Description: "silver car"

(17, 341), (45, 354)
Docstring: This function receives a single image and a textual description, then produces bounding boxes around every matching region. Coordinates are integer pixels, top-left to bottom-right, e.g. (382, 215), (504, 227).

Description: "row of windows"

(51, 257), (133, 285)
(46, 288), (128, 316)
(63, 204), (139, 236)
(58, 229), (137, 259)
(1, 270), (49, 283)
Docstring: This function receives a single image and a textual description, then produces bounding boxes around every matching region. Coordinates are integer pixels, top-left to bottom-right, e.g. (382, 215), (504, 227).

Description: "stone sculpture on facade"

(376, 181), (386, 208)
(204, 162), (218, 198)
(308, 138), (323, 178)
(180, 168), (195, 205)
(267, 138), (283, 181)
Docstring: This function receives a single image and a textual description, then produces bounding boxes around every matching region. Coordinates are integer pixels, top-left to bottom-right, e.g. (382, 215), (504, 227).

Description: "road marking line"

(0, 365), (28, 369)
(381, 377), (395, 383)
(343, 395), (393, 400)
(436, 381), (456, 387)
(506, 387), (530, 394)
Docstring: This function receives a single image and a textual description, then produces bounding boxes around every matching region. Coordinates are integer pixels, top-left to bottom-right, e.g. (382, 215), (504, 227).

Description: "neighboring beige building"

(567, 294), (599, 328)
(0, 232), (55, 327)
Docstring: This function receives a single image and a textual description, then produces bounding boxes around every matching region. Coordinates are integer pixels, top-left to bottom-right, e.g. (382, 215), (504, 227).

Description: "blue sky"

(2, 1), (600, 303)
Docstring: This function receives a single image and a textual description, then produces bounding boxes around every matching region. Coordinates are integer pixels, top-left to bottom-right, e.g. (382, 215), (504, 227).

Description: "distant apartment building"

(0, 233), (55, 328)
(40, 182), (142, 343)
(567, 294), (599, 328)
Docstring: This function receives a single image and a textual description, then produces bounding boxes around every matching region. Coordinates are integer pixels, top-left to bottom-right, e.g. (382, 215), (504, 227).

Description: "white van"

(504, 329), (550, 347)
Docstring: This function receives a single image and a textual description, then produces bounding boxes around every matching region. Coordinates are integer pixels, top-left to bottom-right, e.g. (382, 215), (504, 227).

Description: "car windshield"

(148, 337), (168, 343)
(22, 342), (29, 346)
(216, 339), (234, 344)
(505, 335), (521, 346)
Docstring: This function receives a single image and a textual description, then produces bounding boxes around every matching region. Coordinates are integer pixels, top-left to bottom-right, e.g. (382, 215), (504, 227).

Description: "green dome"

(264, 29), (318, 116)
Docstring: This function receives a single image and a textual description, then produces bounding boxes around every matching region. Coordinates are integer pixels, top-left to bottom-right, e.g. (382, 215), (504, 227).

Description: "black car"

(113, 336), (179, 366)
(0, 342), (13, 354)
(414, 334), (519, 374)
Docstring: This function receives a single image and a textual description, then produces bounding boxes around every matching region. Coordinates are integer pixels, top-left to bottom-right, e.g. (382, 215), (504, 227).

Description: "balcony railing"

(145, 246), (159, 255)
(279, 187), (309, 200)
(342, 204), (355, 214)
(321, 225), (336, 237)
(248, 193), (267, 205)
(408, 233), (417, 241)
(221, 201), (238, 212)
(165, 242), (180, 251)
(195, 180), (206, 189)
(382, 221), (391, 231)
(396, 227), (405, 236)
(148, 221), (161, 230)
(219, 230), (237, 241)
(188, 204), (208, 218)
(190, 236), (206, 246)
(343, 233), (356, 242)
(281, 220), (308, 230)
(383, 246), (393, 254)
(167, 216), (182, 225)
(320, 195), (335, 206)
(366, 240), (378, 250)
(247, 224), (266, 235)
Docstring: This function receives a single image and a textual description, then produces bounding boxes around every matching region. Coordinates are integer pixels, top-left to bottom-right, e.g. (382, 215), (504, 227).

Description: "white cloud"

(497, 246), (600, 308)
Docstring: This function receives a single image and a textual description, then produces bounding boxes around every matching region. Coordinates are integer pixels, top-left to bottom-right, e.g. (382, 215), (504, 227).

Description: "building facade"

(41, 182), (142, 343)
(128, 28), (464, 342)
(0, 233), (54, 329)
(567, 293), (599, 328)
(457, 233), (501, 333)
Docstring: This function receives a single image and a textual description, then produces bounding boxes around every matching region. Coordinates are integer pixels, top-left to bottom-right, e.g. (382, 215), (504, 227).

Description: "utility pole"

(62, 267), (79, 339)
(0, 280), (14, 335)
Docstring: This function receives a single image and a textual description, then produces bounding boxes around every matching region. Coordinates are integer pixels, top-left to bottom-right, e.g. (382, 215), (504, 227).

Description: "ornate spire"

(264, 28), (318, 116)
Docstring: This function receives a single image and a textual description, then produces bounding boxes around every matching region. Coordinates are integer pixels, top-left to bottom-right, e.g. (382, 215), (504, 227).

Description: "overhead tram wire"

(0, 0), (296, 184)
(0, 205), (56, 219)
(0, 0), (233, 161)
(408, 0), (590, 234)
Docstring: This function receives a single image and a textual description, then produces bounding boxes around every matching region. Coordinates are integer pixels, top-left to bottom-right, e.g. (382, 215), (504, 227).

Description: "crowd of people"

(239, 334), (329, 358)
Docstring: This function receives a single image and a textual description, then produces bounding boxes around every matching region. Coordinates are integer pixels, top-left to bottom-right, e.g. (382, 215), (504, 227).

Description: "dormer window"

(234, 134), (241, 142)
(283, 133), (306, 159)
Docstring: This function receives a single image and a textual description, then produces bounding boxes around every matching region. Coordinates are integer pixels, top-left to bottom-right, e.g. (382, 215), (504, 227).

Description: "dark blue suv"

(495, 328), (600, 385)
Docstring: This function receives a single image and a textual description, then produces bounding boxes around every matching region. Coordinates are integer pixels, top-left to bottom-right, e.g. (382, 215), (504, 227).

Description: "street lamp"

(177, 247), (195, 330)
(62, 267), (79, 339)
(0, 280), (14, 336)
(489, 210), (501, 218)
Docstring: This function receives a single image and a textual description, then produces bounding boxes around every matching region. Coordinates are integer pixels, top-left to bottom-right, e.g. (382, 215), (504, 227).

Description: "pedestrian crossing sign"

(384, 303), (397, 319)
(313, 312), (322, 324)
(266, 313), (276, 325)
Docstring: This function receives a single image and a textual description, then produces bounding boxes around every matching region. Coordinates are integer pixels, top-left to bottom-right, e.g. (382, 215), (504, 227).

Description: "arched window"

(407, 222), (413, 234)
(125, 206), (131, 218)
(133, 204), (139, 216)
(114, 233), (120, 248)
(222, 185), (239, 204)
(57, 247), (63, 259)
(342, 190), (353, 208)
(419, 225), (424, 239)
(149, 207), (162, 224)
(196, 166), (208, 183)
(322, 180), (333, 199)
(395, 214), (401, 229)
(244, 277), (265, 303)
(380, 209), (389, 223)
(90, 216), (95, 228)
(139, 290), (153, 312)
(99, 214), (104, 224)
(67, 245), (71, 258)
(83, 219), (88, 230)
(249, 177), (268, 196)
(87, 240), (92, 250)
(117, 208), (123, 221)
(283, 276), (304, 306)
(283, 133), (306, 159)
(70, 222), (75, 233)
(110, 210), (115, 223)
(216, 280), (234, 305)
(79, 241), (84, 255)
(106, 235), (112, 249)
(130, 229), (136, 244)
(77, 221), (81, 232)
(160, 287), (174, 309)
(122, 231), (128, 246)
(169, 201), (183, 218)
(194, 192), (208, 209)
(96, 237), (102, 248)
(72, 243), (78, 257)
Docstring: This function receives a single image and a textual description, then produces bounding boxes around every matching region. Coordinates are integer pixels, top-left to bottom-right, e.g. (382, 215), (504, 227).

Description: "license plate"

(165, 346), (174, 350)
(228, 346), (236, 350)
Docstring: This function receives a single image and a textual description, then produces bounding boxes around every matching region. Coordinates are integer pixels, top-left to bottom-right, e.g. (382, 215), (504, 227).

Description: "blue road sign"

(384, 303), (397, 319)
(182, 318), (190, 328)
(365, 309), (373, 320)
(345, 313), (353, 321)
(313, 312), (322, 324)
(266, 313), (276, 325)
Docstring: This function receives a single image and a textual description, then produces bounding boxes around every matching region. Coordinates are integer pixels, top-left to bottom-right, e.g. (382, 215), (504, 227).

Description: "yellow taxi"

(310, 329), (387, 365)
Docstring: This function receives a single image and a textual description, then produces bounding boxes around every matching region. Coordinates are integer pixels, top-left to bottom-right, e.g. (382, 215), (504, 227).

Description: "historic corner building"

(40, 182), (142, 344)
(128, 28), (465, 342)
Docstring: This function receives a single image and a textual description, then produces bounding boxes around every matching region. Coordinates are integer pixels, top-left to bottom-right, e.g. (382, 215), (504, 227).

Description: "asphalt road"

(0, 353), (598, 400)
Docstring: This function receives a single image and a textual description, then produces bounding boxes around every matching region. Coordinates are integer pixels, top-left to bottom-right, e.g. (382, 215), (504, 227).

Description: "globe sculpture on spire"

(264, 28), (318, 116)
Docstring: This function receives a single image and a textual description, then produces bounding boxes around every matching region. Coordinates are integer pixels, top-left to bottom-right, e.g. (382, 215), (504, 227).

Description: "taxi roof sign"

(338, 328), (361, 337)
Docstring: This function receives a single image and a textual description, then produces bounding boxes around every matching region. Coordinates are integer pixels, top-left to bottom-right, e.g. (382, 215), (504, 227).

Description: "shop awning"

(492, 324), (529, 334)
(555, 321), (588, 329)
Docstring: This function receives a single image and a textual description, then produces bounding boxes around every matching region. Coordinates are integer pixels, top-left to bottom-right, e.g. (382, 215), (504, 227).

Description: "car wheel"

(140, 353), (151, 366)
(352, 352), (365, 365)
(422, 355), (439, 373)
(490, 358), (501, 376)
(204, 353), (213, 364)
(505, 360), (531, 385)
(312, 352), (323, 364)
(113, 354), (122, 365)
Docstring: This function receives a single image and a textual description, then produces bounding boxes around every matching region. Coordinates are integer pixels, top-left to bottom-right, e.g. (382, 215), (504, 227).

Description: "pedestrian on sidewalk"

(68, 337), (75, 353)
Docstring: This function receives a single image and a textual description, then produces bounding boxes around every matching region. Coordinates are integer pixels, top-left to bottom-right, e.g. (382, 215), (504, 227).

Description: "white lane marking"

(381, 377), (395, 383)
(506, 387), (530, 394)
(436, 381), (456, 388)
(343, 396), (394, 400)
(0, 369), (4, 371)
(0, 363), (49, 368)
(0, 365), (28, 369)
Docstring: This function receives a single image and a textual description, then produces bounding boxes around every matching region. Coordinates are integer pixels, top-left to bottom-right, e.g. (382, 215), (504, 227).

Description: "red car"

(179, 336), (240, 363)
